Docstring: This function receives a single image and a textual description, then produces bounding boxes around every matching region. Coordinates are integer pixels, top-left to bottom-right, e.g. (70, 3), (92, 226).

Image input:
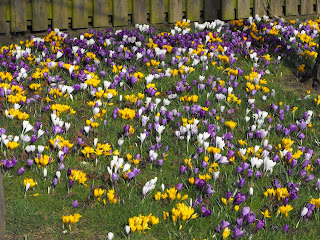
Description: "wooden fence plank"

(285, 0), (298, 16)
(254, 0), (267, 16)
(10, 0), (27, 32)
(221, 0), (235, 20)
(93, 0), (109, 27)
(237, 0), (250, 19)
(300, 0), (314, 15)
(133, 0), (147, 24)
(317, 0), (320, 14)
(72, 0), (88, 29)
(269, 0), (282, 17)
(186, 0), (200, 22)
(113, 0), (128, 26)
(0, 0), (7, 33)
(150, 0), (165, 24)
(52, 0), (68, 30)
(204, 0), (218, 21)
(169, 0), (182, 23)
(32, 0), (48, 31)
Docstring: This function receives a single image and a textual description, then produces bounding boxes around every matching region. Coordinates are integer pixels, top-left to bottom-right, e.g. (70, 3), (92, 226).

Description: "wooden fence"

(0, 0), (319, 34)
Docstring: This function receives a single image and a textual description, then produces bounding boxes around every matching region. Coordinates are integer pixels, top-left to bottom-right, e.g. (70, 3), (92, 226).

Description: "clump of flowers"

(62, 213), (82, 230)
(163, 203), (197, 222)
(128, 213), (159, 233)
(118, 108), (136, 120)
(69, 169), (88, 187)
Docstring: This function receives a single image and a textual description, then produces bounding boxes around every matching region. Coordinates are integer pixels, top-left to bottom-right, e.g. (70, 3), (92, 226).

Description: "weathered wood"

(169, 0), (182, 23)
(10, 0), (27, 32)
(237, 0), (250, 19)
(317, 0), (320, 14)
(52, 0), (68, 30)
(150, 0), (165, 24)
(72, 0), (88, 29)
(221, 0), (235, 20)
(0, 172), (5, 240)
(285, 0), (298, 16)
(203, 0), (218, 21)
(254, 0), (266, 16)
(0, 0), (7, 33)
(269, 0), (282, 17)
(186, 0), (200, 22)
(133, 0), (147, 24)
(113, 0), (128, 26)
(31, 0), (48, 31)
(93, 0), (109, 27)
(300, 0), (314, 15)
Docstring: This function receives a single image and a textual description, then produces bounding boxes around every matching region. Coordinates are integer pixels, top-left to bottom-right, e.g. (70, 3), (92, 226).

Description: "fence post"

(72, 0), (88, 29)
(186, 0), (200, 22)
(269, 0), (282, 17)
(254, 0), (267, 16)
(0, 0), (7, 33)
(204, 0), (219, 21)
(10, 0), (27, 32)
(300, 0), (314, 15)
(133, 0), (148, 24)
(168, 0), (182, 23)
(237, 0), (250, 19)
(150, 0), (165, 24)
(113, 0), (128, 26)
(0, 172), (5, 240)
(285, 0), (298, 16)
(32, 0), (48, 31)
(221, 0), (235, 20)
(52, 0), (68, 30)
(93, 0), (110, 27)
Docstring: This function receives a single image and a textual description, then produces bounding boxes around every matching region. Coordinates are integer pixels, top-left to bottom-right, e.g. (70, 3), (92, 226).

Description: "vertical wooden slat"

(285, 0), (298, 16)
(113, 0), (128, 26)
(72, 0), (88, 29)
(317, 0), (320, 14)
(10, 0), (27, 32)
(32, 0), (48, 31)
(52, 0), (68, 30)
(0, 0), (7, 33)
(254, 0), (267, 16)
(133, 0), (147, 24)
(221, 0), (235, 20)
(269, 0), (282, 16)
(186, 0), (200, 22)
(204, 0), (218, 21)
(237, 0), (250, 19)
(150, 0), (165, 24)
(93, 0), (109, 27)
(301, 0), (314, 15)
(169, 0), (182, 23)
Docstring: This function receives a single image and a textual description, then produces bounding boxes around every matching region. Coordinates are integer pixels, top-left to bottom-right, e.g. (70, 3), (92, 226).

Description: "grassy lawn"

(2, 16), (320, 239)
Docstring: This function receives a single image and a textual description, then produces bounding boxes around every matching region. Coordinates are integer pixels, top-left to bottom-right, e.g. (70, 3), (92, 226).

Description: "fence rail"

(0, 0), (319, 34)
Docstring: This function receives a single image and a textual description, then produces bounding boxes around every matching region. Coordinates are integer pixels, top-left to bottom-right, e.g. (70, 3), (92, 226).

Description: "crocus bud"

(43, 168), (47, 178)
(158, 159), (164, 167)
(56, 171), (61, 179)
(124, 225), (130, 235)
(58, 163), (65, 171)
(176, 183), (183, 191)
(17, 167), (25, 175)
(112, 173), (118, 182)
(53, 177), (58, 187)
(107, 232), (114, 240)
(72, 200), (78, 208)
(27, 159), (34, 167)
(249, 187), (253, 196)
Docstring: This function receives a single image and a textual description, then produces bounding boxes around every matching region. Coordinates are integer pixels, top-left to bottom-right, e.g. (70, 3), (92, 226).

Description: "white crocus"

(142, 177), (158, 197)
